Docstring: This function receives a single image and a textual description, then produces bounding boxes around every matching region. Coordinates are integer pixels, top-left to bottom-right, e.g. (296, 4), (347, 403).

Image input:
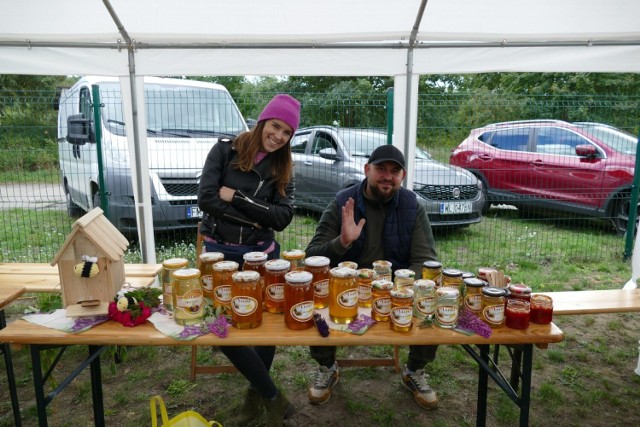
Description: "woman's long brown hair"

(231, 120), (293, 197)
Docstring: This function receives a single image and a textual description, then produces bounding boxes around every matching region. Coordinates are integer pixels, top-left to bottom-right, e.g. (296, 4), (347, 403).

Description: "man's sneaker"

(402, 367), (438, 410)
(308, 363), (339, 405)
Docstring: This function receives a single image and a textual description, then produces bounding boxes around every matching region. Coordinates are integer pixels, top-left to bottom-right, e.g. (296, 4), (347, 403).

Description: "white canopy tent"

(1, 0), (639, 283)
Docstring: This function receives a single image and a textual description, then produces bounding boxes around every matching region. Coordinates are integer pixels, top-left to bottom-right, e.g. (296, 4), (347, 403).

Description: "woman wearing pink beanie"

(198, 94), (300, 426)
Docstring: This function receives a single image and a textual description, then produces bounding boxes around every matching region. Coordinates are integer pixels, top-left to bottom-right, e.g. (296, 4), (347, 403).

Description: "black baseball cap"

(367, 144), (406, 170)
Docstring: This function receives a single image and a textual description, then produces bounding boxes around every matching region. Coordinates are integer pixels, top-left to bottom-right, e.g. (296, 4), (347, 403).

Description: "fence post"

(386, 87), (394, 145)
(623, 129), (640, 260)
(91, 84), (109, 219)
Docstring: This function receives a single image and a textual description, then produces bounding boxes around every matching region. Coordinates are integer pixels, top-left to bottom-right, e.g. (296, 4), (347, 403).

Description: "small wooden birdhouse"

(51, 207), (129, 317)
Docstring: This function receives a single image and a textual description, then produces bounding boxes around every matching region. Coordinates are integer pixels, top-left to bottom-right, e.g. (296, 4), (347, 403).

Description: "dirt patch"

(1, 312), (640, 427)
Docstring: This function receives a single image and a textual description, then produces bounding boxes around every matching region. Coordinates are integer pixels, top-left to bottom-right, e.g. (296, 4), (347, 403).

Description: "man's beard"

(367, 181), (397, 202)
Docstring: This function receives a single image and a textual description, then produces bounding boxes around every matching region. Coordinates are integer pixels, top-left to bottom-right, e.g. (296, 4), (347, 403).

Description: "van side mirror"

(67, 114), (94, 145)
(319, 147), (340, 160)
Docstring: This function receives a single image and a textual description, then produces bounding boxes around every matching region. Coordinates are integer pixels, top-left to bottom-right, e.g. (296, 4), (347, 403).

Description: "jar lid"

(436, 287), (460, 297)
(282, 249), (306, 260)
(442, 268), (463, 277)
(212, 260), (240, 272)
(391, 287), (414, 298)
(171, 268), (200, 279)
(357, 268), (377, 279)
(264, 259), (291, 271)
(162, 257), (189, 268)
(508, 283), (532, 295)
(464, 277), (486, 288)
(481, 286), (508, 297)
(243, 251), (268, 262)
(285, 270), (313, 283)
(372, 260), (392, 269)
(371, 279), (394, 290)
(199, 252), (224, 263)
(462, 271), (475, 279)
(477, 267), (497, 280)
(232, 270), (260, 282)
(413, 279), (436, 290)
(304, 256), (330, 267)
(338, 261), (359, 270)
(330, 267), (357, 278)
(394, 269), (416, 279)
(422, 260), (442, 269)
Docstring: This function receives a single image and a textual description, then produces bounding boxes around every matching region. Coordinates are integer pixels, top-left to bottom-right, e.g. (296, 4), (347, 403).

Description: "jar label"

(313, 279), (329, 297)
(290, 301), (314, 322)
(436, 305), (459, 325)
(373, 297), (392, 315)
(483, 304), (505, 325)
(201, 275), (213, 291)
(358, 285), (372, 301)
(266, 283), (285, 302)
(377, 274), (392, 282)
(415, 296), (436, 316)
(337, 289), (358, 308)
(214, 285), (232, 303)
(232, 296), (258, 316)
(464, 294), (483, 312)
(391, 307), (413, 327)
(175, 289), (204, 318)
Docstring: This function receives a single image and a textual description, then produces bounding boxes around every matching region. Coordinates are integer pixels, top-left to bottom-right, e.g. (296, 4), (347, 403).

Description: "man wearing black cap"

(304, 144), (440, 410)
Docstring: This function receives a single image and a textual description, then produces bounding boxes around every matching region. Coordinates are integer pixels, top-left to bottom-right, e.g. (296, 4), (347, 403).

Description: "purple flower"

(313, 313), (330, 337)
(179, 325), (204, 339)
(457, 308), (492, 338)
(208, 315), (230, 338)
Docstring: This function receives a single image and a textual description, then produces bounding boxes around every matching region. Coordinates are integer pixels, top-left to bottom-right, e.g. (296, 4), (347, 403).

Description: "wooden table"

(541, 288), (640, 315)
(0, 284), (26, 427)
(0, 313), (564, 427)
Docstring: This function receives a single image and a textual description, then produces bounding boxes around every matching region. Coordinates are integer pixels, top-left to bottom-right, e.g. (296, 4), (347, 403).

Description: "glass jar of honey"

(371, 279), (394, 321)
(199, 252), (224, 308)
(422, 260), (442, 286)
(304, 256), (331, 309)
(463, 277), (486, 315)
(338, 261), (359, 270)
(264, 259), (290, 314)
(282, 249), (306, 271)
(372, 260), (392, 281)
(413, 279), (436, 319)
(357, 268), (377, 308)
(328, 267), (358, 324)
(243, 252), (268, 276)
(390, 287), (414, 332)
(441, 268), (464, 290)
(435, 287), (460, 329)
(212, 260), (239, 313)
(481, 286), (507, 328)
(394, 269), (416, 289)
(284, 270), (314, 330)
(161, 257), (189, 312)
(171, 268), (204, 325)
(231, 270), (262, 329)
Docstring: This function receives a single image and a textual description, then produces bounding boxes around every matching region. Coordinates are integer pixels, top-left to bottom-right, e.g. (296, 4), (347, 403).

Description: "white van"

(57, 76), (247, 233)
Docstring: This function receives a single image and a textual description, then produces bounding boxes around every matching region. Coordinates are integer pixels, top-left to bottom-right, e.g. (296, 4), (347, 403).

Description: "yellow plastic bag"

(150, 395), (222, 427)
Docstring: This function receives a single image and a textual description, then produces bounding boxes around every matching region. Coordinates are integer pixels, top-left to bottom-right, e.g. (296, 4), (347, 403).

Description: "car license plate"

(439, 202), (472, 214)
(187, 206), (203, 218)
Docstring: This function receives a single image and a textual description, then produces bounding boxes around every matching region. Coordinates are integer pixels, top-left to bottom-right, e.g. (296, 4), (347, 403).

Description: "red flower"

(108, 301), (152, 327)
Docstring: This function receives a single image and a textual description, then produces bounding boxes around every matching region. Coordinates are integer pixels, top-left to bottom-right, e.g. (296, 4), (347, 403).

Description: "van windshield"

(99, 82), (246, 137)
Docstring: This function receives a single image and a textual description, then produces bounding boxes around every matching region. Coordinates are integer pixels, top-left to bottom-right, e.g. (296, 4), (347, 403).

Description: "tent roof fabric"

(1, 0), (639, 75)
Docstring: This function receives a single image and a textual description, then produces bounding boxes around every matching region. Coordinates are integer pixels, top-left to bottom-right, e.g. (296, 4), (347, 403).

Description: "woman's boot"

(264, 391), (295, 427)
(230, 387), (262, 424)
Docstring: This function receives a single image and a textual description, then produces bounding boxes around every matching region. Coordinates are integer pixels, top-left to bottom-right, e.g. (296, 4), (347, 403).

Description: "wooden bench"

(540, 288), (640, 315)
(0, 263), (161, 293)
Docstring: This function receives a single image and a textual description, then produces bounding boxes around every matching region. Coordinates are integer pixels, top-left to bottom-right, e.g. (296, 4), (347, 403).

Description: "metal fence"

(0, 86), (638, 268)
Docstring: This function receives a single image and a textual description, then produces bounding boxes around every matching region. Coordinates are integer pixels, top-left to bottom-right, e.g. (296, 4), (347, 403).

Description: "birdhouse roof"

(50, 208), (129, 266)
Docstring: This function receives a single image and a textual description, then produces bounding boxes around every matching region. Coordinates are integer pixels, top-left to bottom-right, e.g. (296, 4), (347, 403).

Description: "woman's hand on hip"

(219, 186), (236, 203)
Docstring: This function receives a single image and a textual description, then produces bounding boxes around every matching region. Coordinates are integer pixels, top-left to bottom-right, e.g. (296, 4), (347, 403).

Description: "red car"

(450, 120), (638, 234)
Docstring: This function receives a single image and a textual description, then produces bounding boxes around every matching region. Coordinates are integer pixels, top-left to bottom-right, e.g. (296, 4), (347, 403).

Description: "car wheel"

(65, 189), (83, 218)
(611, 195), (639, 236)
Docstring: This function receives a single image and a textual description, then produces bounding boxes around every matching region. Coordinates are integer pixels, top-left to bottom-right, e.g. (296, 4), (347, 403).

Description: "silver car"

(290, 126), (484, 229)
